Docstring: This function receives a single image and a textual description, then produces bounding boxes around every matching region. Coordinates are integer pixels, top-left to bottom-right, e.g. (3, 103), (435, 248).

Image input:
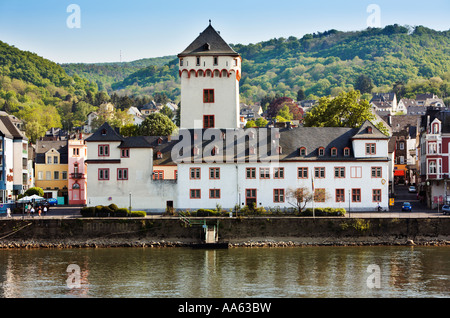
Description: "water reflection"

(0, 247), (448, 298)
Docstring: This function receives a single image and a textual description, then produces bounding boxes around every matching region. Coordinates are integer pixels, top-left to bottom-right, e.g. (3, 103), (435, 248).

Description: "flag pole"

(312, 175), (315, 218)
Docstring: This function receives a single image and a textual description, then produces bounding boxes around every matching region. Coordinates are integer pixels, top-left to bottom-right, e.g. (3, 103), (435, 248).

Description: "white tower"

(178, 22), (241, 129)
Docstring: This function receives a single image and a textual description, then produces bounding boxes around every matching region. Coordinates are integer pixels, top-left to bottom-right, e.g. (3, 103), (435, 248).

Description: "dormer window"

(367, 127), (373, 134)
(432, 122), (440, 134)
(212, 145), (219, 156)
(193, 146), (199, 156)
(156, 151), (163, 159)
(331, 147), (337, 157)
(157, 137), (163, 145)
(299, 147), (306, 156)
(318, 147), (325, 156)
(101, 129), (107, 136)
(277, 146), (282, 154)
(344, 147), (350, 157)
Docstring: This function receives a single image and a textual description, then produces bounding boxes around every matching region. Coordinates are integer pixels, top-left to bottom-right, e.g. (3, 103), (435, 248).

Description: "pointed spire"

(178, 23), (239, 57)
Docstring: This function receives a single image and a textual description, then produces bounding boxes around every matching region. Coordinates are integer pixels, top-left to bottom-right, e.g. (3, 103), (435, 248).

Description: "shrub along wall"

(80, 204), (146, 217)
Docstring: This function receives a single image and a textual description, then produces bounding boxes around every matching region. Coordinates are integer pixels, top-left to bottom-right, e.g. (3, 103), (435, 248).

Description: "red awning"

(394, 170), (405, 176)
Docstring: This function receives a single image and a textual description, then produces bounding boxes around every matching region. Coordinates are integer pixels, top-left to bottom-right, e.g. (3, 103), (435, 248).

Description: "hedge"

(80, 205), (147, 217)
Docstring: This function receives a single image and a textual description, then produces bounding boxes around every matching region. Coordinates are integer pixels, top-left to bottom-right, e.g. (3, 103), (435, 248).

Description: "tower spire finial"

(209, 19), (211, 26)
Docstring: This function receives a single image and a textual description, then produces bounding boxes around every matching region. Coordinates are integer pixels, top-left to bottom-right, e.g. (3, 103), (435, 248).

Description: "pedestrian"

(43, 206), (47, 216)
(38, 207), (41, 217)
(6, 207), (11, 218)
(30, 206), (35, 218)
(26, 205), (31, 218)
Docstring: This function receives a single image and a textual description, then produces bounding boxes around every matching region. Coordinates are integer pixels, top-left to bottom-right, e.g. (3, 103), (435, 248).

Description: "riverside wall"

(0, 217), (449, 248)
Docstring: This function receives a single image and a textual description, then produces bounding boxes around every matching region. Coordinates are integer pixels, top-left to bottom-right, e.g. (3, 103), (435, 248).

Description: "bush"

(115, 208), (129, 217)
(129, 211), (146, 217)
(195, 209), (217, 217)
(80, 206), (95, 217)
(301, 207), (346, 217)
(108, 204), (119, 211)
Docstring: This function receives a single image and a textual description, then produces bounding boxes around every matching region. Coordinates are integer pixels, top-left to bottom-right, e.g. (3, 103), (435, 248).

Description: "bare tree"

(287, 187), (313, 213)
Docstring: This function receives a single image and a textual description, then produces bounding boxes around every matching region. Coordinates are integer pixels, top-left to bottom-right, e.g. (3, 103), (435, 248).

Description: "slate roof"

(35, 140), (68, 164)
(85, 122), (124, 142)
(0, 115), (27, 140)
(177, 23), (240, 57)
(86, 122), (389, 165)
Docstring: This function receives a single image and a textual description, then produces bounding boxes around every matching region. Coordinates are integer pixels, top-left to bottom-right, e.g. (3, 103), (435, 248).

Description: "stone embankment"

(0, 217), (449, 248)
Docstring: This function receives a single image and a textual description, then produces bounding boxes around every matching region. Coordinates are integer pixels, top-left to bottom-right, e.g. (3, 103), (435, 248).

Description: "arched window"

(331, 147), (337, 157)
(318, 147), (325, 156)
(299, 147), (306, 156)
(72, 183), (80, 189)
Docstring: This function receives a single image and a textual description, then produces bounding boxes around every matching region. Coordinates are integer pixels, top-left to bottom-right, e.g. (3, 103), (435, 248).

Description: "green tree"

(255, 117), (268, 127)
(139, 112), (176, 136)
(297, 88), (305, 101)
(160, 105), (174, 120)
(303, 90), (377, 128)
(354, 75), (374, 94)
(25, 187), (44, 197)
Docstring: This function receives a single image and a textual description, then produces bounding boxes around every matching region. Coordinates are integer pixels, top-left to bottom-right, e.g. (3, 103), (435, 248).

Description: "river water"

(0, 246), (448, 298)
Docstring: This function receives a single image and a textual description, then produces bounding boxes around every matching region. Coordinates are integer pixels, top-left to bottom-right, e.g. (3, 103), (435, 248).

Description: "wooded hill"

(0, 24), (449, 141)
(62, 24), (450, 105)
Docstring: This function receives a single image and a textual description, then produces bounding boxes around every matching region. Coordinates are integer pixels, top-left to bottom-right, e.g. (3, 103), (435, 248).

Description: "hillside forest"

(0, 24), (449, 141)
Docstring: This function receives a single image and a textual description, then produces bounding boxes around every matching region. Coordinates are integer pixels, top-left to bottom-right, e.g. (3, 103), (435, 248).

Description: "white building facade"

(85, 23), (390, 213)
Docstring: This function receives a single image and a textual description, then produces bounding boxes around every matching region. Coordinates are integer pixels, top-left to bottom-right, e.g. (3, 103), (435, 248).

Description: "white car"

(408, 186), (416, 193)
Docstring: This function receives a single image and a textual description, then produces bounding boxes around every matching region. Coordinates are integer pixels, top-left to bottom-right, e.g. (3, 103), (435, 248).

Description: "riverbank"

(0, 217), (449, 248)
(0, 237), (449, 249)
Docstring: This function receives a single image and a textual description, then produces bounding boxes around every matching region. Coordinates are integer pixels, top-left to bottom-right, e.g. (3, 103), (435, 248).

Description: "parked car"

(408, 186), (417, 193)
(46, 198), (57, 206)
(402, 202), (412, 212)
(442, 205), (450, 215)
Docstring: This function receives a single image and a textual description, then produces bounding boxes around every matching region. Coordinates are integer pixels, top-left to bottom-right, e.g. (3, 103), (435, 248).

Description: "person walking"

(6, 207), (11, 218)
(30, 206), (35, 218)
(38, 206), (41, 217)
(43, 205), (47, 216)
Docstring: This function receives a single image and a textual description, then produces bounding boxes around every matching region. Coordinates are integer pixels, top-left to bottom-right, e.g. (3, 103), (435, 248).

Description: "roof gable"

(85, 122), (124, 142)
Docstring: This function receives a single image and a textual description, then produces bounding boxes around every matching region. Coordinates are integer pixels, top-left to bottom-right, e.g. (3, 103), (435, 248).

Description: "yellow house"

(35, 140), (68, 202)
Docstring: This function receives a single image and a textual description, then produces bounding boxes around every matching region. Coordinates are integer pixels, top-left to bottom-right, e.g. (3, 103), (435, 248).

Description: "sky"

(0, 0), (448, 64)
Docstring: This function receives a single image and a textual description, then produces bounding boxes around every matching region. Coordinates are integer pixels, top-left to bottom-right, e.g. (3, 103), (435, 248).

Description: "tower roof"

(178, 22), (240, 57)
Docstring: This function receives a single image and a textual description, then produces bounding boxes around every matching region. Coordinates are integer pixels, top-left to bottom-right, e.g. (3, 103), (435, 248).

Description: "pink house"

(68, 136), (87, 205)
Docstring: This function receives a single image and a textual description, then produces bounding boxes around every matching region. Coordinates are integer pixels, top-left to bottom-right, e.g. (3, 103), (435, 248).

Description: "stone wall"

(0, 217), (449, 247)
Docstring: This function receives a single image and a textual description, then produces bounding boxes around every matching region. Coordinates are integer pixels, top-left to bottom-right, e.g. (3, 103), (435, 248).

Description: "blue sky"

(0, 0), (448, 64)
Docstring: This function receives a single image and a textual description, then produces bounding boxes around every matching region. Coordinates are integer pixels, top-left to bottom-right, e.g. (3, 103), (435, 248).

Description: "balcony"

(70, 173), (85, 179)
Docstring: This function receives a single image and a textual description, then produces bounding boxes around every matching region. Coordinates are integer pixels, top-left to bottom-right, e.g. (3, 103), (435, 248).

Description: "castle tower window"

(203, 89), (214, 103)
(203, 115), (215, 129)
(214, 56), (218, 66)
(196, 57), (200, 66)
